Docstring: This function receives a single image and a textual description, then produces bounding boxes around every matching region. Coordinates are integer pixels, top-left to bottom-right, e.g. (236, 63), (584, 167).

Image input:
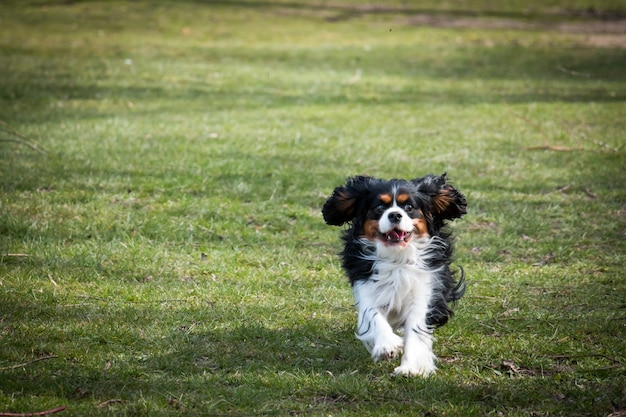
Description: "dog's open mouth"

(381, 228), (412, 244)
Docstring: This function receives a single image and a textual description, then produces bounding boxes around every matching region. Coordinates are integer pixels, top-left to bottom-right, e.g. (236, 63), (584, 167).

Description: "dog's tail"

(448, 265), (466, 303)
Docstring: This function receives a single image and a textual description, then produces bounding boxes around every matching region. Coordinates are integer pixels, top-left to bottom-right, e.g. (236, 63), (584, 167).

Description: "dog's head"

(322, 173), (466, 247)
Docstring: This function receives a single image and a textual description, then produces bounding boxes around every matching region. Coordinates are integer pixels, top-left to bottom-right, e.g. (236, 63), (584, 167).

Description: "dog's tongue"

(388, 230), (405, 241)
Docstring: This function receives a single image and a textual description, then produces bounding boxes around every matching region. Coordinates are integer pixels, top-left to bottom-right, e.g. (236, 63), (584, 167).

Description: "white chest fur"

(369, 260), (434, 328)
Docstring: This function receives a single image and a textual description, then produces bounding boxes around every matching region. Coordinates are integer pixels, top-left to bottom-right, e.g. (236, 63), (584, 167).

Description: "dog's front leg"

(352, 281), (403, 361)
(394, 310), (436, 377)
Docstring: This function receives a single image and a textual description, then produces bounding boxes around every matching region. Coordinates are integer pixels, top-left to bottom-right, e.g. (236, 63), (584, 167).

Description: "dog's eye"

(375, 204), (386, 214)
(404, 204), (414, 213)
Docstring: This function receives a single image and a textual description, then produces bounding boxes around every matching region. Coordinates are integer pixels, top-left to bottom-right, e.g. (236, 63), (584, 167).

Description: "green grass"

(1, 1), (625, 415)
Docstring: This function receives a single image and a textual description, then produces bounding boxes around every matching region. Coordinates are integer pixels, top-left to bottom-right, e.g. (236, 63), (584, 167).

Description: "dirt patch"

(405, 14), (626, 48)
(321, 3), (626, 47)
(556, 20), (626, 48)
(576, 33), (626, 48)
(406, 14), (626, 34)
(273, 2), (626, 47)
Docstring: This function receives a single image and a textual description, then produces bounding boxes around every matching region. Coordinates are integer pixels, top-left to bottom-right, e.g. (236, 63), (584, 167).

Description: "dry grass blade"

(0, 121), (49, 154)
(0, 406), (66, 417)
(0, 355), (58, 371)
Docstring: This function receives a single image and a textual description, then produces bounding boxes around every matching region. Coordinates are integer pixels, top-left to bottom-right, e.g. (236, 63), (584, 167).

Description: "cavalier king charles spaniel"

(322, 173), (467, 376)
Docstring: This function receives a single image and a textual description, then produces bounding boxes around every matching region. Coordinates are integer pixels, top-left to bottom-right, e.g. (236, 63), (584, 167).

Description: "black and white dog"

(322, 173), (467, 376)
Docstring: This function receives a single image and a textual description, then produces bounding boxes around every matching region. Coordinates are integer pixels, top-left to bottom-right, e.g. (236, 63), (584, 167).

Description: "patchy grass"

(1, 1), (625, 416)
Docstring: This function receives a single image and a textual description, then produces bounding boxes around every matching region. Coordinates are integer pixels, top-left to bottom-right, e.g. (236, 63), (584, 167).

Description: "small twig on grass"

(504, 102), (549, 144)
(555, 185), (571, 193)
(584, 188), (598, 199)
(0, 406), (66, 416)
(466, 295), (498, 301)
(77, 295), (188, 304)
(97, 399), (124, 408)
(0, 138), (48, 153)
(2, 254), (30, 257)
(557, 65), (591, 78)
(525, 144), (584, 152)
(0, 121), (49, 154)
(0, 355), (57, 371)
(504, 102), (589, 152)
(48, 274), (58, 286)
(501, 359), (532, 376)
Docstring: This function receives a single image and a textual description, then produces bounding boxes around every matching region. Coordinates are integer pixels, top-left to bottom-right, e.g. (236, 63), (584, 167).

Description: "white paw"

(393, 362), (436, 377)
(371, 335), (404, 362)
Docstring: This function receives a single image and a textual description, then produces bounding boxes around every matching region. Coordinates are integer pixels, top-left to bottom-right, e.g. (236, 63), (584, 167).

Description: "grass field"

(1, 1), (625, 416)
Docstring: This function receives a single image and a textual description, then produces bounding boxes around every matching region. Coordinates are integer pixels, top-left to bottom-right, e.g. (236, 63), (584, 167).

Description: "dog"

(322, 173), (467, 376)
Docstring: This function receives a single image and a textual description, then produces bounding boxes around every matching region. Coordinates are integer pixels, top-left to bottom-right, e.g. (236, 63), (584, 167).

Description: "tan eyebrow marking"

(396, 193), (410, 205)
(379, 194), (392, 204)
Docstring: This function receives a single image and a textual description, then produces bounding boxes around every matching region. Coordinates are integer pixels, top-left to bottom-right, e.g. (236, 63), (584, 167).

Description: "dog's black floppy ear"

(322, 176), (378, 226)
(413, 172), (467, 221)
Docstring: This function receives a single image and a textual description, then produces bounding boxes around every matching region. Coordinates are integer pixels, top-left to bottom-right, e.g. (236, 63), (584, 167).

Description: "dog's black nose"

(387, 212), (402, 223)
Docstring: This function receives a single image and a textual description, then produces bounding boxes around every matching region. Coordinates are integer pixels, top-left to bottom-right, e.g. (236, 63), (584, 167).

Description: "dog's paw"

(393, 362), (436, 377)
(371, 335), (404, 362)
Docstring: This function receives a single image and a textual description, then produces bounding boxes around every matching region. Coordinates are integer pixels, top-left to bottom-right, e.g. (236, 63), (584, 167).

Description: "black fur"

(323, 173), (467, 328)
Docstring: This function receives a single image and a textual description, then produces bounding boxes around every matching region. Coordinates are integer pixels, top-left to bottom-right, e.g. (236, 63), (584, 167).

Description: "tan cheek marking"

(363, 219), (380, 241)
(379, 194), (392, 205)
(413, 217), (429, 238)
(396, 193), (410, 205)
